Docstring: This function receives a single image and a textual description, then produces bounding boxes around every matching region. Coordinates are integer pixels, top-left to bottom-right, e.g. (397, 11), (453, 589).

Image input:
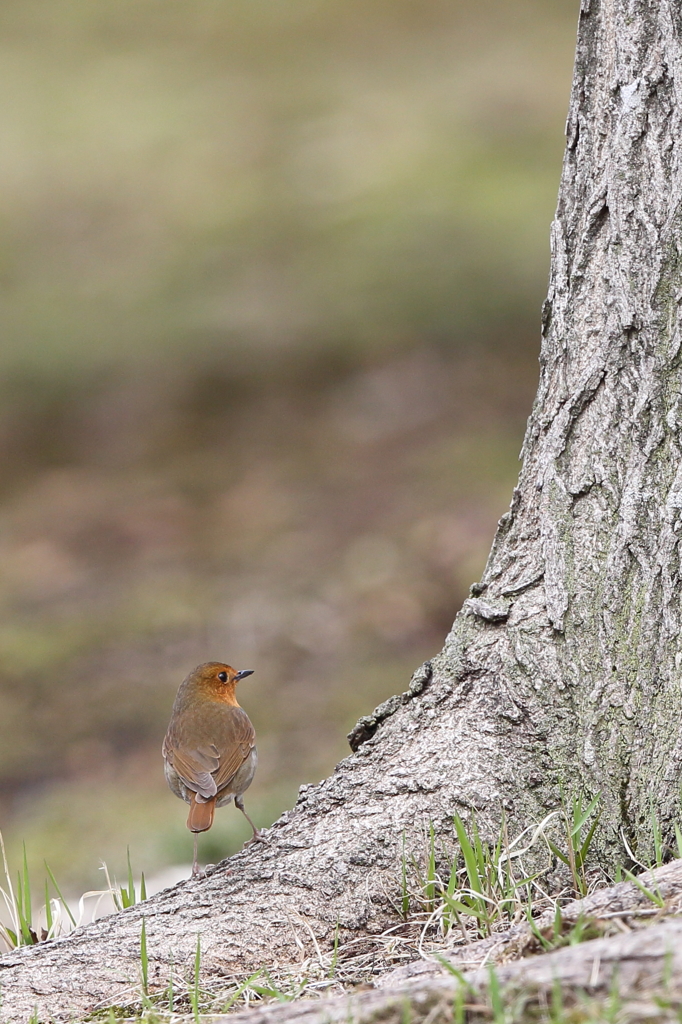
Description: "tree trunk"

(3, 0), (682, 1019)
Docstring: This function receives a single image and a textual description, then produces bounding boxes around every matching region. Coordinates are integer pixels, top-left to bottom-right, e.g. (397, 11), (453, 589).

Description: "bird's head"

(187, 661), (254, 703)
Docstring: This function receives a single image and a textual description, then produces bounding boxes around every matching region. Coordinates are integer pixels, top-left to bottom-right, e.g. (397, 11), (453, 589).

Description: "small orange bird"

(163, 662), (260, 877)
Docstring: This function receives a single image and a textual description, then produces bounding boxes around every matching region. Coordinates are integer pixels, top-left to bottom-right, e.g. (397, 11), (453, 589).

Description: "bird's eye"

(218, 671), (228, 682)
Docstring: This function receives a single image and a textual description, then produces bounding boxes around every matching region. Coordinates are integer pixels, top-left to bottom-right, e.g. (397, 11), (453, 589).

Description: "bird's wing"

(163, 708), (255, 799)
(211, 707), (256, 792)
(162, 731), (218, 801)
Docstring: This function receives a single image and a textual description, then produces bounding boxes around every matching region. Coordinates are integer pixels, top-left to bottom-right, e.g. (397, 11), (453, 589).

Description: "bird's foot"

(191, 864), (206, 879)
(243, 830), (267, 848)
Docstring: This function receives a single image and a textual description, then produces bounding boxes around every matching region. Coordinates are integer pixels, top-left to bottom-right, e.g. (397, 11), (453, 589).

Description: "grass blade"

(546, 838), (570, 866)
(454, 814), (483, 896)
(140, 918), (148, 997)
(222, 969), (264, 1012)
(577, 811), (601, 866)
(488, 965), (504, 1024)
(525, 905), (551, 951)
(623, 869), (664, 908)
(650, 802), (663, 867)
(126, 847), (135, 907)
(400, 832), (409, 920)
(328, 922), (340, 979)
(22, 845), (32, 932)
(44, 879), (53, 935)
(190, 933), (201, 1023)
(675, 823), (682, 860)
(425, 824), (437, 910)
(433, 955), (473, 989)
(45, 862), (77, 927)
(571, 792), (601, 838)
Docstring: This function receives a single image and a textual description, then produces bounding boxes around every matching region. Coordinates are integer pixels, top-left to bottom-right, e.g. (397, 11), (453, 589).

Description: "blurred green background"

(0, 0), (577, 896)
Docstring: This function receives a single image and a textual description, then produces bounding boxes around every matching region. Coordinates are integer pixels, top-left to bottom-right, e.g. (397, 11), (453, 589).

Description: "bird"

(163, 661), (261, 877)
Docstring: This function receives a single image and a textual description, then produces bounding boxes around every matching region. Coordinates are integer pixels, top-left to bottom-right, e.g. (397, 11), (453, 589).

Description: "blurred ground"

(0, 0), (577, 892)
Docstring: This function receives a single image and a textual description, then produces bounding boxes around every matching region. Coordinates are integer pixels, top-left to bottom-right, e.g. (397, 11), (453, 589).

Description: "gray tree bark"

(207, 859), (682, 1024)
(218, 916), (682, 1024)
(3, 0), (682, 1019)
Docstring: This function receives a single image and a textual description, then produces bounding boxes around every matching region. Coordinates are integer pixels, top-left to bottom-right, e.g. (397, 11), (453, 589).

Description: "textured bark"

(210, 916), (682, 1024)
(215, 861), (682, 1024)
(3, 0), (682, 1019)
(378, 857), (682, 988)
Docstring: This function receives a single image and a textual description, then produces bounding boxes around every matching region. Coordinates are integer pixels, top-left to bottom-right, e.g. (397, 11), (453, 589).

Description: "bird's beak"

(235, 669), (254, 681)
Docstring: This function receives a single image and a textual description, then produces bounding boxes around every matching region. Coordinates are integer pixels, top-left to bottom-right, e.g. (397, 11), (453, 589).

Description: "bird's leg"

(191, 833), (204, 878)
(235, 794), (266, 844)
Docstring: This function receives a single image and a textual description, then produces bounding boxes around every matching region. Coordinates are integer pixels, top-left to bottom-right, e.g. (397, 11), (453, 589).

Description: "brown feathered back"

(163, 662), (256, 812)
(163, 662), (258, 875)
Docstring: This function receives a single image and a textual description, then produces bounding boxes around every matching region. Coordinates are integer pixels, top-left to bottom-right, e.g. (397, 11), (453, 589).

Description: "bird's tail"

(187, 793), (216, 833)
